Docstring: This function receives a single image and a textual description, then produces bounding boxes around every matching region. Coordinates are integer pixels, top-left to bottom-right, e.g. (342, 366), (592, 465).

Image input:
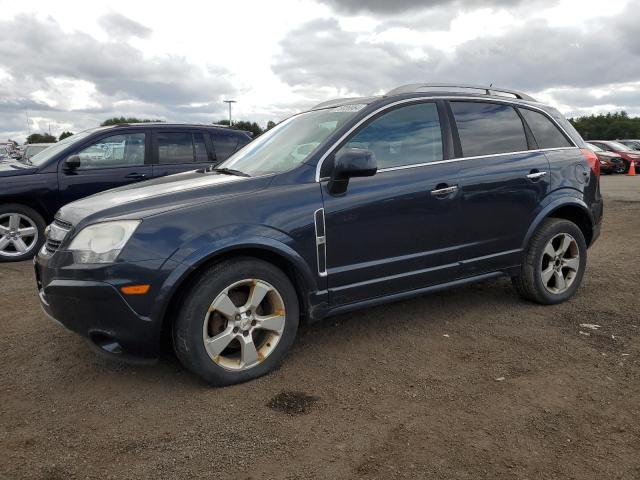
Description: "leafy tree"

(569, 111), (640, 140)
(59, 131), (74, 140)
(26, 133), (56, 144)
(100, 117), (163, 126)
(216, 119), (263, 137)
(266, 120), (277, 131)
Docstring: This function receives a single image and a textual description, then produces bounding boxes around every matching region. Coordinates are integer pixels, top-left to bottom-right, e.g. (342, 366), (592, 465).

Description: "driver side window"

(76, 133), (145, 169)
(339, 102), (443, 169)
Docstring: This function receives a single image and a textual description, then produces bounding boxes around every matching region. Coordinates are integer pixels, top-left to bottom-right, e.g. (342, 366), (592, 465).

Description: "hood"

(58, 170), (271, 226)
(594, 151), (619, 160)
(0, 160), (37, 177)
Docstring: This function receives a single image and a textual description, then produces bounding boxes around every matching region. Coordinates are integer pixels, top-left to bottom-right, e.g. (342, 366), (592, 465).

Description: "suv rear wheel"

(512, 218), (587, 304)
(173, 257), (299, 386)
(0, 204), (45, 262)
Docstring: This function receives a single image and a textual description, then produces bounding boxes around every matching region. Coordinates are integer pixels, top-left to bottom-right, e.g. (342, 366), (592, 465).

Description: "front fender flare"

(150, 225), (319, 326)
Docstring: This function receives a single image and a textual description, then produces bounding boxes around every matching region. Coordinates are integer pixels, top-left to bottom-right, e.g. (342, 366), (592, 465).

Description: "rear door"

(449, 100), (551, 275)
(151, 129), (215, 178)
(57, 130), (152, 205)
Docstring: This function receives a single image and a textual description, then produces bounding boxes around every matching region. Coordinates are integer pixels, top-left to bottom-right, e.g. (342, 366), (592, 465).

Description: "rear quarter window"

(450, 101), (528, 157)
(519, 108), (572, 149)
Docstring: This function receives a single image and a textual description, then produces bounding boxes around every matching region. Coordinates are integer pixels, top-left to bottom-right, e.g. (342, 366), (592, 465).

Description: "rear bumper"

(34, 256), (164, 361)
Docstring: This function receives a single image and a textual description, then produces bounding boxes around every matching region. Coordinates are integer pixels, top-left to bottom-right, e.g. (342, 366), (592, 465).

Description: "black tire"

(173, 257), (299, 386)
(0, 204), (46, 262)
(512, 218), (587, 305)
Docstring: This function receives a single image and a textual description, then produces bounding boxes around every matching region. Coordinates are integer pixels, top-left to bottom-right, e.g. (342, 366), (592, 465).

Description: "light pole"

(223, 100), (236, 126)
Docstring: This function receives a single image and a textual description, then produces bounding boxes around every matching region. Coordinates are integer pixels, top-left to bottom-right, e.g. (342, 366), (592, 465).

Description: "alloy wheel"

(202, 279), (286, 371)
(0, 213), (38, 258)
(540, 232), (580, 294)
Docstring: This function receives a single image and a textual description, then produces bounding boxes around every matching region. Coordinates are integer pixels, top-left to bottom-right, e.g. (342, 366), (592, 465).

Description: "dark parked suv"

(0, 123), (251, 261)
(35, 84), (603, 386)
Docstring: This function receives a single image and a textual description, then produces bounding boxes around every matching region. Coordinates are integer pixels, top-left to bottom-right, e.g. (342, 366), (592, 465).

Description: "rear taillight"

(581, 148), (600, 177)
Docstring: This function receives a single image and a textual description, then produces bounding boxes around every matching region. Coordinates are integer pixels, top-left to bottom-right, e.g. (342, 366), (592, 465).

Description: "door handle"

(526, 171), (547, 180)
(430, 185), (458, 197)
(125, 172), (147, 180)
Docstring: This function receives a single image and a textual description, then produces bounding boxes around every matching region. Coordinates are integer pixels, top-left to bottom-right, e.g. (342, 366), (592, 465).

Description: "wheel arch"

(0, 197), (51, 224)
(157, 242), (318, 347)
(524, 198), (594, 249)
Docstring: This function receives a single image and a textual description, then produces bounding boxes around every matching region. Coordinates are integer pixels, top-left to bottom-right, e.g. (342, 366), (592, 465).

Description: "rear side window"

(158, 132), (194, 164)
(340, 102), (443, 169)
(211, 131), (239, 161)
(451, 102), (527, 157)
(157, 132), (212, 164)
(519, 108), (571, 149)
(193, 133), (208, 162)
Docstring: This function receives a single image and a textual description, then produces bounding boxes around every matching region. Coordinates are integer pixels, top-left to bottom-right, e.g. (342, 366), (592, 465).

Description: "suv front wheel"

(173, 257), (299, 386)
(0, 204), (45, 262)
(512, 218), (587, 304)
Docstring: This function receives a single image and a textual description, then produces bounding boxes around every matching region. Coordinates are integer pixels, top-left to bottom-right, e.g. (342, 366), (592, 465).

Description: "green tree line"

(569, 111), (640, 140)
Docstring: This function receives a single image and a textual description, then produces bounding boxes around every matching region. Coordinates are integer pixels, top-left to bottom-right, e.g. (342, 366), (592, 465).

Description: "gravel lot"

(1, 176), (639, 480)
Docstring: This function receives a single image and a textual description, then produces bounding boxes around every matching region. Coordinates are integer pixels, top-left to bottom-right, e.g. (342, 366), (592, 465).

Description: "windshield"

(586, 143), (602, 152)
(607, 141), (631, 151)
(218, 105), (366, 176)
(28, 127), (107, 166)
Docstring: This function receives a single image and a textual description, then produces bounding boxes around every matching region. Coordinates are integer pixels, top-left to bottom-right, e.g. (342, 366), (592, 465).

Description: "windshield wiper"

(208, 167), (251, 177)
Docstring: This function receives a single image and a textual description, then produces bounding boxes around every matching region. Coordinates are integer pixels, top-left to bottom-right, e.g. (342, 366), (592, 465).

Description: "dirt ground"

(1, 176), (639, 480)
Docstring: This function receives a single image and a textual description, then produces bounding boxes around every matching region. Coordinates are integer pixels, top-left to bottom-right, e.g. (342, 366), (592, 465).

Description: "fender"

(522, 193), (593, 249)
(150, 224), (321, 325)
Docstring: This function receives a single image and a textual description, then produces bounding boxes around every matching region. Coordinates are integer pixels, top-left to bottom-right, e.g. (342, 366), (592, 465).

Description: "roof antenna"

(489, 83), (493, 87)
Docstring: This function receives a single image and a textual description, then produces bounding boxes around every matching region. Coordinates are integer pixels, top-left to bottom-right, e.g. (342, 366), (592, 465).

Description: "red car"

(588, 140), (640, 173)
(586, 143), (626, 174)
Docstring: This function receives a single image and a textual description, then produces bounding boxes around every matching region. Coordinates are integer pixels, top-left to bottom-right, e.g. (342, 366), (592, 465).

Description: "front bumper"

(34, 253), (166, 361)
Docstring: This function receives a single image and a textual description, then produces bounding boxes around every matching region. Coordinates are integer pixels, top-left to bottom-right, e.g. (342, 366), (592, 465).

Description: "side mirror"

(63, 155), (81, 171)
(328, 148), (377, 195)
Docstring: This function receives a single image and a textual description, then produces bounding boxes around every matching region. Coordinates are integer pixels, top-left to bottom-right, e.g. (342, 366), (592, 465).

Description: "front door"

(57, 131), (152, 206)
(320, 101), (462, 306)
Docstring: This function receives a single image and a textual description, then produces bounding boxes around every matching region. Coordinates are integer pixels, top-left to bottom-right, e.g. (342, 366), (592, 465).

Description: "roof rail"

(311, 97), (366, 110)
(385, 83), (536, 102)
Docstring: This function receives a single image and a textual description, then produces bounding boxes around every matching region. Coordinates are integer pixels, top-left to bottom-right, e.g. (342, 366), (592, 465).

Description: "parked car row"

(586, 140), (640, 173)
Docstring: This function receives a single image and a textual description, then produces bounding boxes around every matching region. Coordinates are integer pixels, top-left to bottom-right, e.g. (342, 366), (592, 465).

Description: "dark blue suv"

(34, 84), (603, 386)
(0, 123), (251, 261)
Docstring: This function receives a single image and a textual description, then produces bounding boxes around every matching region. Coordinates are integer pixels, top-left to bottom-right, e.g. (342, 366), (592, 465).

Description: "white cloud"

(0, 0), (637, 142)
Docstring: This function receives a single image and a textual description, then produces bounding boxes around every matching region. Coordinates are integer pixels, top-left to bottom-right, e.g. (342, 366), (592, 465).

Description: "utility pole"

(223, 100), (236, 126)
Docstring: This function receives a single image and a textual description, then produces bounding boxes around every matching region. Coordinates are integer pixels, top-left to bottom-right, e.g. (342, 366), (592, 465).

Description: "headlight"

(68, 220), (140, 264)
(599, 160), (606, 165)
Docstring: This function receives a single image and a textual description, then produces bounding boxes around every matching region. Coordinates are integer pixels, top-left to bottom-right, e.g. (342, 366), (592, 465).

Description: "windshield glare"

(28, 127), (107, 166)
(219, 105), (365, 176)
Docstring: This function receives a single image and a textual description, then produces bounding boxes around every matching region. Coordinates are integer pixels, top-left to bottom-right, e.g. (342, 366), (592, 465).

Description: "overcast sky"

(1, 0), (638, 142)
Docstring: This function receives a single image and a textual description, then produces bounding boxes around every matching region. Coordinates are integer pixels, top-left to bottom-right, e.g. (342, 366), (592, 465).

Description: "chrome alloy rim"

(540, 233), (580, 294)
(0, 213), (38, 258)
(202, 279), (286, 371)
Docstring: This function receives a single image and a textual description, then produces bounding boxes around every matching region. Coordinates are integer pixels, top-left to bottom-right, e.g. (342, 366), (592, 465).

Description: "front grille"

(44, 239), (62, 253)
(44, 218), (72, 254)
(53, 217), (73, 230)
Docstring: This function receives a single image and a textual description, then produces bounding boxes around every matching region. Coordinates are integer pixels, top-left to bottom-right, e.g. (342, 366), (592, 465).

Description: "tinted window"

(76, 133), (145, 169)
(193, 133), (208, 162)
(158, 132), (194, 164)
(340, 102), (443, 169)
(211, 131), (238, 161)
(451, 102), (527, 157)
(519, 108), (571, 149)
